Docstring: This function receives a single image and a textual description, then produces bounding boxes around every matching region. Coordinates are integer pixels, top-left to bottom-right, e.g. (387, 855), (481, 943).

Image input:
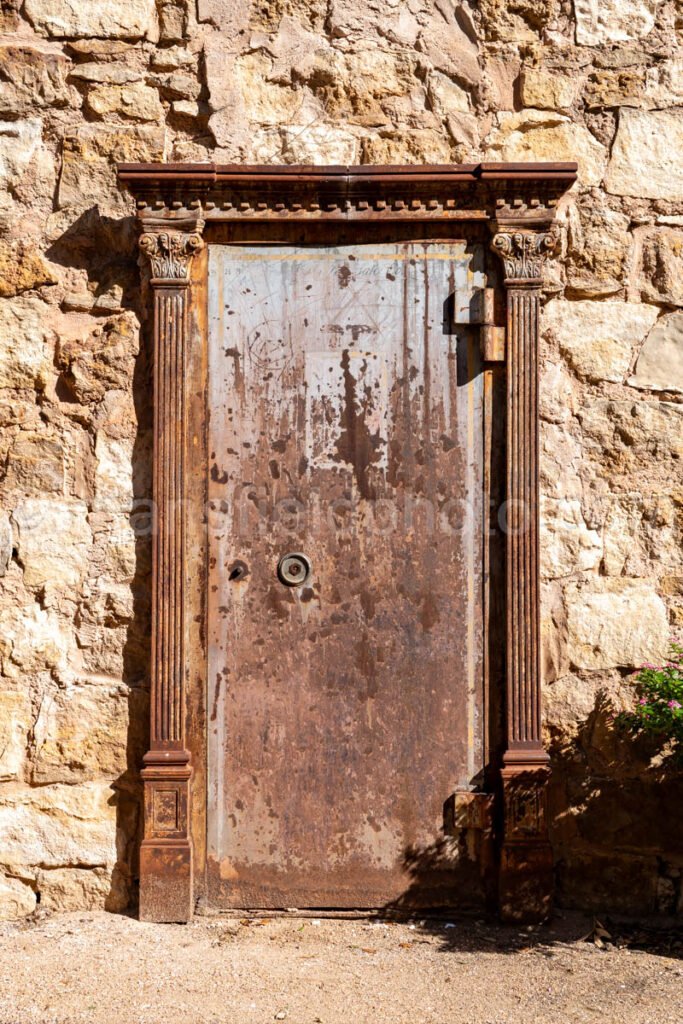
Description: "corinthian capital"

(138, 228), (204, 282)
(490, 229), (557, 283)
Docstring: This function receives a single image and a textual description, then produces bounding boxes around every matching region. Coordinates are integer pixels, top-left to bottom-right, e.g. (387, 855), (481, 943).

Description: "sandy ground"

(0, 910), (681, 1024)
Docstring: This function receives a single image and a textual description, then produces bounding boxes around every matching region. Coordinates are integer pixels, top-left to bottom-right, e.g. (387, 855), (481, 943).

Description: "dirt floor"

(0, 910), (682, 1024)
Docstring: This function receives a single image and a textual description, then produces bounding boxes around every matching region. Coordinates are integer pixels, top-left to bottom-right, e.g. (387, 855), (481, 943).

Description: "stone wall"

(1, 0), (682, 919)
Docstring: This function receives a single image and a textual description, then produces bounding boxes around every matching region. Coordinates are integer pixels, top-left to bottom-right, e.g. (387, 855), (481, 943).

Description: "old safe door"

(206, 241), (486, 909)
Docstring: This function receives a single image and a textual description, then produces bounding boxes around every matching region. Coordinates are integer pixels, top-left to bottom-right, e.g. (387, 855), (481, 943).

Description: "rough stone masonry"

(0, 0), (682, 920)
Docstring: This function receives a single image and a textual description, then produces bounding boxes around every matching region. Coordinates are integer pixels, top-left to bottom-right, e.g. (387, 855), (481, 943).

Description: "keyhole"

(228, 560), (248, 582)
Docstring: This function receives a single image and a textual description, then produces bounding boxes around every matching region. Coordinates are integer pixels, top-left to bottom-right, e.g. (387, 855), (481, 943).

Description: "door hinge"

(472, 287), (506, 363)
(446, 791), (495, 833)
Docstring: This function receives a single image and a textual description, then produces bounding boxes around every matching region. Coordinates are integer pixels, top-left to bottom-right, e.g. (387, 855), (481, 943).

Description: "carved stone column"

(137, 215), (204, 922)
(491, 222), (556, 923)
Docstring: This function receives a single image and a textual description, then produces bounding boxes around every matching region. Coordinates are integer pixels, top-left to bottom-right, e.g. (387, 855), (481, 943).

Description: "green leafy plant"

(616, 639), (683, 764)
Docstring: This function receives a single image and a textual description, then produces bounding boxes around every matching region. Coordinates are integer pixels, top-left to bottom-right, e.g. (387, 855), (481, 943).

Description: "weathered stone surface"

(637, 229), (683, 307)
(23, 0), (158, 40)
(36, 865), (128, 912)
(57, 125), (165, 212)
(5, 433), (65, 494)
(0, 45), (75, 115)
(0, 603), (72, 683)
(565, 579), (669, 670)
(362, 129), (451, 165)
(644, 58), (683, 108)
(520, 68), (580, 110)
(543, 300), (658, 383)
(57, 313), (138, 405)
(11, 498), (91, 591)
(0, 691), (31, 781)
(69, 63), (143, 85)
(584, 68), (645, 110)
(605, 109), (683, 200)
(0, 119), (42, 196)
(0, 297), (53, 391)
(84, 82), (163, 123)
(484, 110), (607, 187)
(541, 498), (603, 579)
(601, 493), (683, 576)
(629, 312), (683, 393)
(0, 240), (57, 297)
(0, 782), (117, 872)
(30, 682), (144, 784)
(0, 874), (36, 919)
(565, 199), (631, 295)
(415, 12), (481, 89)
(574, 0), (659, 45)
(578, 400), (683, 485)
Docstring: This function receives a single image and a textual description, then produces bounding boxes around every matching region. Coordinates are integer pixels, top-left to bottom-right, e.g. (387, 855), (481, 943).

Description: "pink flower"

(667, 700), (681, 710)
(638, 698), (648, 706)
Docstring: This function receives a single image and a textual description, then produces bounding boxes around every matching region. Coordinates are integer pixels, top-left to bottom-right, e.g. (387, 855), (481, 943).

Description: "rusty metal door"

(206, 241), (486, 909)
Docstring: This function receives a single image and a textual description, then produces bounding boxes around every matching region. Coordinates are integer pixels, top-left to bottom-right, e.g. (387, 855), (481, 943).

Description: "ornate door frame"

(117, 161), (577, 924)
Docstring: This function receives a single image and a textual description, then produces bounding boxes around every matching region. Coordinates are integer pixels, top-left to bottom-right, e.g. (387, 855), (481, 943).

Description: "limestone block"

(30, 682), (144, 784)
(0, 782), (117, 872)
(262, 14), (330, 85)
(154, 71), (201, 101)
(644, 58), (683, 108)
(84, 82), (163, 123)
(0, 297), (53, 391)
(541, 422), (583, 502)
(150, 46), (195, 71)
(204, 41), (246, 153)
(601, 493), (683, 576)
(279, 123), (359, 165)
(539, 360), (576, 425)
(544, 673), (612, 741)
(158, 0), (188, 42)
(90, 433), (132, 512)
(565, 578), (669, 670)
(566, 200), (630, 294)
(578, 400), (683, 482)
(23, 0), (158, 40)
(36, 866), (124, 913)
(68, 63), (142, 85)
(519, 69), (580, 110)
(427, 71), (471, 116)
(0, 604), (71, 681)
(0, 512), (11, 577)
(605, 110), (683, 200)
(0, 874), (36, 919)
(0, 240), (57, 298)
(0, 690), (32, 781)
(629, 312), (683, 394)
(0, 45), (75, 115)
(484, 110), (607, 188)
(543, 300), (658, 384)
(6, 433), (65, 494)
(584, 68), (645, 110)
(12, 498), (91, 591)
(0, 119), (42, 194)
(57, 312), (139, 405)
(234, 53), (304, 125)
(541, 498), (603, 579)
(574, 0), (659, 45)
(362, 129), (453, 165)
(58, 125), (166, 214)
(415, 16), (481, 90)
(638, 230), (683, 307)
